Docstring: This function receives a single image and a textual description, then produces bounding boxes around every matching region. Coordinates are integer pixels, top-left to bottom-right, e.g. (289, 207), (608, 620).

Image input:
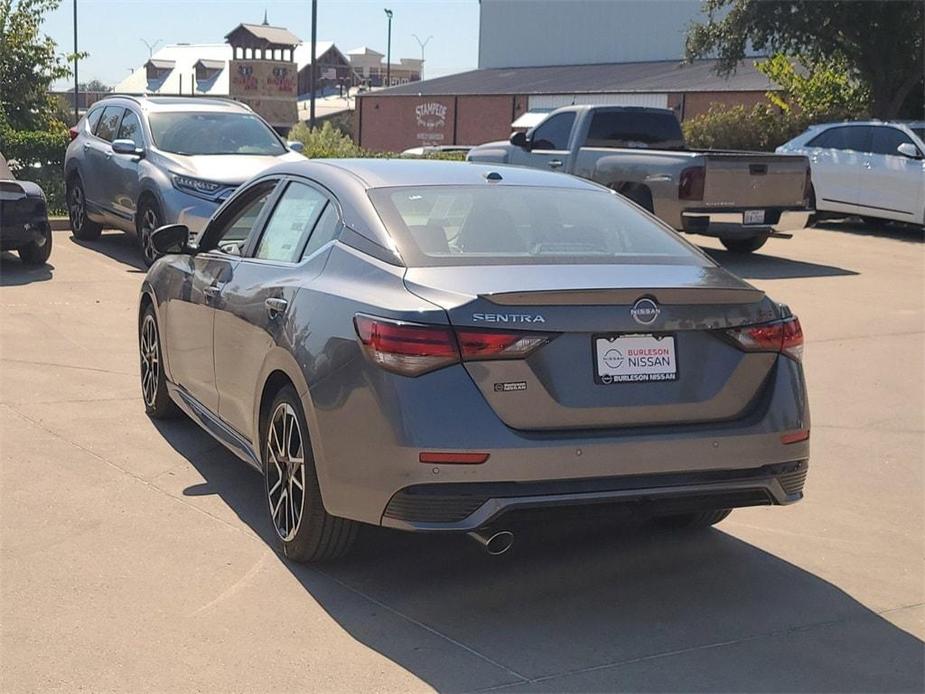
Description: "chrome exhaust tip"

(467, 528), (514, 556)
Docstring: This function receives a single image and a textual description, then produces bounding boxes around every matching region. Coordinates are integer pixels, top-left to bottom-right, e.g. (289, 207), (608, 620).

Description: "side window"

(842, 126), (872, 153)
(531, 113), (576, 150)
(301, 202), (341, 260)
(806, 129), (833, 148)
(117, 110), (144, 147)
(201, 181), (277, 254)
(871, 127), (915, 157)
(254, 182), (327, 262)
(86, 107), (104, 135)
(95, 106), (124, 142)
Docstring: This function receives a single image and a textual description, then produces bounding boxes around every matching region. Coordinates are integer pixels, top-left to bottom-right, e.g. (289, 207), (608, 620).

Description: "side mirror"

(287, 140), (305, 153)
(897, 142), (921, 159)
(510, 131), (529, 149)
(150, 224), (192, 256)
(112, 139), (144, 156)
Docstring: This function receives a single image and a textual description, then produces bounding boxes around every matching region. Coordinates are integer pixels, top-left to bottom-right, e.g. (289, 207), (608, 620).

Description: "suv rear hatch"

(404, 264), (780, 431)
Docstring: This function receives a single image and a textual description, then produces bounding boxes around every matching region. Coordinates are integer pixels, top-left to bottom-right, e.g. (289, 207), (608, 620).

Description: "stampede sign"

(414, 101), (449, 143)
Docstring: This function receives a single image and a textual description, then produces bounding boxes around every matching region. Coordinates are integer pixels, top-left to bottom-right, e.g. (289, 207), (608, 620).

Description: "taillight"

(354, 315), (554, 376)
(725, 316), (804, 361)
(679, 166), (705, 201)
(68, 126), (79, 141)
(354, 315), (458, 376)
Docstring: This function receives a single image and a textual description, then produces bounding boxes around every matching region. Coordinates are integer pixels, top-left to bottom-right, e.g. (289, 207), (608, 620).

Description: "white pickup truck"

(467, 105), (812, 253)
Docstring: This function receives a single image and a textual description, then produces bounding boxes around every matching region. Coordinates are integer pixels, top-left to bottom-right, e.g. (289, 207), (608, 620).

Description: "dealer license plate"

(744, 209), (765, 225)
(594, 334), (677, 384)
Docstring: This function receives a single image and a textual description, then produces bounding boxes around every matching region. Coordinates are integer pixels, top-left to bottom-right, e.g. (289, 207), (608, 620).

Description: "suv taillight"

(724, 315), (804, 361)
(679, 166), (705, 201)
(354, 315), (554, 376)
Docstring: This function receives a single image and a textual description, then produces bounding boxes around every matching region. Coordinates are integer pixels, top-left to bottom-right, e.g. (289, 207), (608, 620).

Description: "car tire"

(18, 224), (52, 266)
(656, 508), (732, 529)
(67, 177), (103, 241)
(136, 198), (164, 268)
(720, 233), (769, 253)
(139, 304), (180, 419)
(263, 385), (358, 562)
(806, 185), (817, 228)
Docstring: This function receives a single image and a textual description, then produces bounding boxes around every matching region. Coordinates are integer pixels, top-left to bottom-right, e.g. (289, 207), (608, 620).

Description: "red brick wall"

(455, 96), (520, 146)
(681, 91), (770, 120)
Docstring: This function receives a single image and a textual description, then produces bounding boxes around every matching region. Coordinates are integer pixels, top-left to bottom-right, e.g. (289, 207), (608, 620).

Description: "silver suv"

(63, 95), (304, 265)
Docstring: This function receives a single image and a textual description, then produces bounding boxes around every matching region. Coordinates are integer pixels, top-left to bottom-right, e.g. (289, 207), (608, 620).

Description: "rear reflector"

(725, 315), (804, 361)
(419, 452), (490, 465)
(355, 314), (554, 376)
(780, 429), (810, 445)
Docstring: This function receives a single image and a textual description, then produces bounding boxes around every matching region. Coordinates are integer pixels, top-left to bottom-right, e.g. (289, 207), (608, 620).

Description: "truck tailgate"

(702, 153), (808, 208)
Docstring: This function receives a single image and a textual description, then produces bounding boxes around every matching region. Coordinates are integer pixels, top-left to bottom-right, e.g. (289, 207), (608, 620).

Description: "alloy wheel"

(69, 184), (85, 230)
(140, 314), (159, 407)
(140, 207), (160, 264)
(265, 403), (306, 542)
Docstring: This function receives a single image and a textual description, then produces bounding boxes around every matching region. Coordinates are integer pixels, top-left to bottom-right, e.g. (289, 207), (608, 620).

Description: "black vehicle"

(0, 154), (53, 266)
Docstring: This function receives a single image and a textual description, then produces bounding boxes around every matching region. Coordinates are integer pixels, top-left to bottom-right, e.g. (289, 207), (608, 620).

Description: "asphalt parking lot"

(1, 221), (923, 692)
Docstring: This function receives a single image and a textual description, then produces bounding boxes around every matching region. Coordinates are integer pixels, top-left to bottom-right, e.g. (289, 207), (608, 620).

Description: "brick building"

(354, 59), (774, 153)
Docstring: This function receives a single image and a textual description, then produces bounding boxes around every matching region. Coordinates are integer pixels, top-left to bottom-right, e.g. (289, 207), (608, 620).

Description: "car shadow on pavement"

(704, 247), (859, 281)
(0, 252), (54, 285)
(154, 417), (925, 693)
(69, 230), (147, 272)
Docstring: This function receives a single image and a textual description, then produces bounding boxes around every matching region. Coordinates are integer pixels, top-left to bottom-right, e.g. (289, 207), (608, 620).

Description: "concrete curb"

(50, 217), (71, 231)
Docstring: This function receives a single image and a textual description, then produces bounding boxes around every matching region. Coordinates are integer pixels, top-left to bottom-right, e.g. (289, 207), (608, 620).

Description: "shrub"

(287, 121), (365, 158)
(682, 104), (807, 152)
(0, 119), (68, 213)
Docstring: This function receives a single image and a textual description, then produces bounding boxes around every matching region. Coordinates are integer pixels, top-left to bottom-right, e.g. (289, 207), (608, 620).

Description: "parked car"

(139, 159), (809, 561)
(63, 95), (305, 265)
(400, 145), (473, 158)
(777, 121), (925, 227)
(468, 105), (812, 253)
(0, 153), (53, 266)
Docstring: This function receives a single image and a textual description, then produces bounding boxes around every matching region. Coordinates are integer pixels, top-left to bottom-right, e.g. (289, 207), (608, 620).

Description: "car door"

(806, 125), (869, 215)
(162, 179), (280, 414)
(107, 108), (146, 224)
(858, 126), (924, 223)
(509, 111), (577, 172)
(82, 105), (124, 213)
(212, 178), (337, 438)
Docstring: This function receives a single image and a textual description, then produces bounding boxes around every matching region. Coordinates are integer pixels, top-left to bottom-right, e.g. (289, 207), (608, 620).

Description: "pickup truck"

(467, 105), (812, 253)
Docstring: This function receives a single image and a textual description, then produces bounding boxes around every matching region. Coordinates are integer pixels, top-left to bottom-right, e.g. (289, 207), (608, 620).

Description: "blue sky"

(42, 0), (480, 88)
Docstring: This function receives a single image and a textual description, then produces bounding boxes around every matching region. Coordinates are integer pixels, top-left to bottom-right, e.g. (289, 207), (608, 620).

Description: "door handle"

(265, 297), (288, 319)
(202, 282), (224, 300)
(547, 159), (563, 169)
(105, 152), (113, 159)
(83, 142), (90, 150)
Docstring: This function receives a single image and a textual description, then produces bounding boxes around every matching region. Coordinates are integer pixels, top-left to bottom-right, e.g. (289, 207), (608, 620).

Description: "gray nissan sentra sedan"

(139, 159), (809, 561)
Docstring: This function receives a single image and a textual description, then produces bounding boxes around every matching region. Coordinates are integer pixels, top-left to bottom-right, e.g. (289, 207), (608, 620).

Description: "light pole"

(411, 33), (432, 79)
(73, 0), (78, 122)
(384, 8), (392, 88)
(309, 0), (317, 128)
(140, 38), (162, 58)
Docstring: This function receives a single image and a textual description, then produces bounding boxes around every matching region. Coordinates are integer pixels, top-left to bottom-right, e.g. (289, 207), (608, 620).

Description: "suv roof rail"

(96, 93), (143, 104)
(95, 93), (252, 111)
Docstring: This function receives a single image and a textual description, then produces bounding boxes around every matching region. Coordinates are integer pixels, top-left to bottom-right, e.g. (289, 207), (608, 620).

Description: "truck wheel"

(720, 233), (769, 253)
(18, 224), (52, 266)
(68, 176), (103, 240)
(619, 186), (654, 213)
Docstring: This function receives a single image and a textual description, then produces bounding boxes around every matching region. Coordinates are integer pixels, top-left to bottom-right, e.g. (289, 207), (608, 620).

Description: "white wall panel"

(528, 93), (669, 109)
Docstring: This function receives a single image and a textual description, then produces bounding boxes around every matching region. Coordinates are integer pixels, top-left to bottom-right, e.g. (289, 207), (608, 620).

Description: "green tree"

(686, 0), (924, 119)
(0, 0), (73, 130)
(757, 54), (870, 121)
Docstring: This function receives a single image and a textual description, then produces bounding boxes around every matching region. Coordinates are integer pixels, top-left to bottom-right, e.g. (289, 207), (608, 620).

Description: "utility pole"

(73, 0), (78, 122)
(310, 0), (317, 128)
(384, 8), (393, 88)
(411, 33), (432, 79)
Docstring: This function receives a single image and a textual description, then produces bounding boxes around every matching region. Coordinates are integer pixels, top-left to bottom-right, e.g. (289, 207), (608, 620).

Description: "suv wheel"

(68, 177), (103, 240)
(263, 385), (358, 562)
(137, 198), (164, 267)
(18, 223), (52, 266)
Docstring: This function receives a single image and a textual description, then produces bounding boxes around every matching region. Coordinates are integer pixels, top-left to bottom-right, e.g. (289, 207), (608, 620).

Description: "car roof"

(811, 120), (924, 129)
(289, 158), (606, 191)
(92, 95), (252, 114)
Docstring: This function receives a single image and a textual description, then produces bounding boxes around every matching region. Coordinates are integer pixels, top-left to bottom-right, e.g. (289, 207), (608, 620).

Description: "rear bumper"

(381, 460), (808, 531)
(681, 209), (810, 237)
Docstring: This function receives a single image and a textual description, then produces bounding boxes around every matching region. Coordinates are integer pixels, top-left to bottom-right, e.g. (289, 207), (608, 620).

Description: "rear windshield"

(148, 112), (286, 156)
(368, 185), (706, 267)
(585, 111), (685, 150)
